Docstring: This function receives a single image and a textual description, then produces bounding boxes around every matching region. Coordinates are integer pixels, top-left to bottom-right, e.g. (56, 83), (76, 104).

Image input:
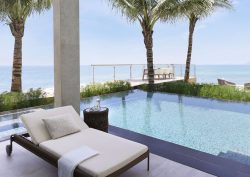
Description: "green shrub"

(139, 81), (250, 102)
(81, 81), (131, 98)
(0, 94), (4, 110)
(198, 85), (250, 102)
(0, 88), (54, 112)
(0, 82), (131, 112)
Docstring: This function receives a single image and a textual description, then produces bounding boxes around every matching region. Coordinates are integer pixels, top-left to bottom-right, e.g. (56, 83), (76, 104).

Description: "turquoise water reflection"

(81, 90), (250, 165)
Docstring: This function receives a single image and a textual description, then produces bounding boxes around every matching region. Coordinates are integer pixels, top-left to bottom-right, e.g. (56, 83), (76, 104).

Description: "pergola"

(53, 0), (80, 113)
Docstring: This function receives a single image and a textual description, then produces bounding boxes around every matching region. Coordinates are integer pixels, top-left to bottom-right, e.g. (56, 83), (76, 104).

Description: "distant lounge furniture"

(218, 79), (236, 87)
(244, 83), (250, 90)
(159, 68), (175, 79)
(142, 68), (174, 80)
(6, 106), (149, 177)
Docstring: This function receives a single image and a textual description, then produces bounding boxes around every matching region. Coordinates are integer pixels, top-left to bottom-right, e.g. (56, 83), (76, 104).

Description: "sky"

(0, 0), (250, 66)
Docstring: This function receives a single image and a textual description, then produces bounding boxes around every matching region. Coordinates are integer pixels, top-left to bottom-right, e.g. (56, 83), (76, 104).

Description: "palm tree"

(0, 2), (7, 22)
(0, 0), (52, 92)
(108, 0), (178, 89)
(181, 0), (232, 82)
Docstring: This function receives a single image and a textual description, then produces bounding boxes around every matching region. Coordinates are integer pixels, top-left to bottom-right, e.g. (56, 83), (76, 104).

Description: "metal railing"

(90, 64), (196, 84)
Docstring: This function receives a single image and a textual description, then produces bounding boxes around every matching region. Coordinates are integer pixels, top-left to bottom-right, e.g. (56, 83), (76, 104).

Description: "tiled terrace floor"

(0, 140), (215, 177)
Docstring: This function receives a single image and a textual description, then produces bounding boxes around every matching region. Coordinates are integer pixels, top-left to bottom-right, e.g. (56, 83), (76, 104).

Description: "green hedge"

(81, 81), (131, 98)
(0, 88), (54, 112)
(139, 81), (250, 102)
(0, 81), (131, 112)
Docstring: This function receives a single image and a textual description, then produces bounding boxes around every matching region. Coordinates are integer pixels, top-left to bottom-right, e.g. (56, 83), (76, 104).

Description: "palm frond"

(175, 0), (233, 20)
(0, 0), (52, 23)
(109, 0), (181, 31)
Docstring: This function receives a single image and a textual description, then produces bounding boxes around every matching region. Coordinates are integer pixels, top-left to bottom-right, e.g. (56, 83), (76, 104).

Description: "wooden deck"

(128, 77), (197, 87)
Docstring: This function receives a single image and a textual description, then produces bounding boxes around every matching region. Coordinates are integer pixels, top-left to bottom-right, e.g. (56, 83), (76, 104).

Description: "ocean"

(0, 65), (250, 92)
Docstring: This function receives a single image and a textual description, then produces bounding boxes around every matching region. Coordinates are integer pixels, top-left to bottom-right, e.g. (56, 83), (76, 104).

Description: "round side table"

(83, 107), (109, 133)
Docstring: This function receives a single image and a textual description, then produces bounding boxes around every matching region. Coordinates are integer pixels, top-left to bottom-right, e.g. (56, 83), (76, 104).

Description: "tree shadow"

(142, 92), (153, 134)
(121, 96), (128, 128)
(218, 151), (250, 166)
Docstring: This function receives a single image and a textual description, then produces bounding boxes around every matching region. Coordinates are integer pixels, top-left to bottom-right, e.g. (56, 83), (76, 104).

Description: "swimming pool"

(81, 89), (250, 165)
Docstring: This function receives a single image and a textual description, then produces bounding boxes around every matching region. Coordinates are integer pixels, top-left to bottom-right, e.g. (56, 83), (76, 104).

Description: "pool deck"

(128, 76), (196, 87)
(1, 126), (250, 177)
(0, 130), (215, 177)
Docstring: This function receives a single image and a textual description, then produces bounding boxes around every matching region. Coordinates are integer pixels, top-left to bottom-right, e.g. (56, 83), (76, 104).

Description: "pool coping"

(109, 125), (250, 177)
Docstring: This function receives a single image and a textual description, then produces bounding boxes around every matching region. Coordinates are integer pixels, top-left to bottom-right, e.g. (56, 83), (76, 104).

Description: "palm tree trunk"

(9, 20), (25, 92)
(184, 17), (198, 83)
(143, 30), (154, 90)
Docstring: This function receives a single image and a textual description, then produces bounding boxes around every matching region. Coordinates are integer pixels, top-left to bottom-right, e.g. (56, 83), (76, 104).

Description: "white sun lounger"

(6, 106), (149, 177)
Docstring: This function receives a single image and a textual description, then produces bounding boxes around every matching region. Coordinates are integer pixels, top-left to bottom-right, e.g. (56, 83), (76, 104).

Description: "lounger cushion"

(43, 114), (81, 139)
(21, 106), (89, 145)
(40, 128), (148, 177)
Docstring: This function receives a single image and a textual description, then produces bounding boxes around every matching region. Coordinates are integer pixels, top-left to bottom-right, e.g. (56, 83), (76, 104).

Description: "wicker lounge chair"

(217, 79), (236, 87)
(6, 106), (149, 177)
(244, 83), (250, 90)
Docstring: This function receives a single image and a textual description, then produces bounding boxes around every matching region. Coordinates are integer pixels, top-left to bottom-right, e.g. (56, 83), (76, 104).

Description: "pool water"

(0, 107), (50, 141)
(81, 90), (250, 165)
(0, 110), (34, 141)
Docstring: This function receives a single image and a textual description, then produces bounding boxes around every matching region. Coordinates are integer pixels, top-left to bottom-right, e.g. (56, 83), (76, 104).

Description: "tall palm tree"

(0, 0), (52, 92)
(108, 0), (178, 89)
(181, 0), (232, 82)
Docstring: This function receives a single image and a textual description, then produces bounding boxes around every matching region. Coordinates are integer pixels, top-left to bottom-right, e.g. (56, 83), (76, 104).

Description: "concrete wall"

(53, 0), (80, 113)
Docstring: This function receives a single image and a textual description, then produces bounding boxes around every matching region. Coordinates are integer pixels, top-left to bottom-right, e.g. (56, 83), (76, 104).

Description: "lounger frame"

(7, 133), (150, 177)
(217, 79), (236, 87)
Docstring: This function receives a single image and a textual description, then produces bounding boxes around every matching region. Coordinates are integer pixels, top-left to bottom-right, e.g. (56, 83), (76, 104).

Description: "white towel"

(58, 146), (99, 177)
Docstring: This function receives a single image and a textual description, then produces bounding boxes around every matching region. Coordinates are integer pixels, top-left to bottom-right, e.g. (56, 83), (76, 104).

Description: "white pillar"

(53, 0), (80, 113)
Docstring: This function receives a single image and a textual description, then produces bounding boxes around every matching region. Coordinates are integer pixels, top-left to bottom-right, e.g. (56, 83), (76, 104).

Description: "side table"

(83, 107), (109, 133)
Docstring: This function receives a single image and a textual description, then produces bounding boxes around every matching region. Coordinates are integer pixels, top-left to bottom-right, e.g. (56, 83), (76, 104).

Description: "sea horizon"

(1, 64), (250, 93)
(1, 64), (250, 67)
